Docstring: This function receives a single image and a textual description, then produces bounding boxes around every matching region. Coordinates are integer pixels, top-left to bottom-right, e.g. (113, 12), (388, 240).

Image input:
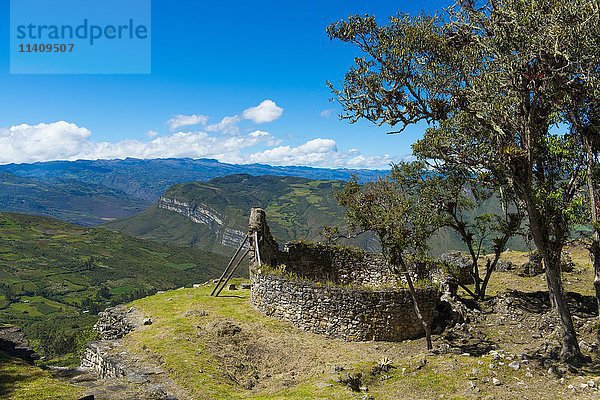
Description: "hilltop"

(105, 174), (381, 255)
(106, 174), (528, 256)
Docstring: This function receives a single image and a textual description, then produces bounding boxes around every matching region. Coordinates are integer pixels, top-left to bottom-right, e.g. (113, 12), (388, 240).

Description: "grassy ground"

(120, 271), (600, 400)
(487, 243), (595, 297)
(0, 351), (84, 400)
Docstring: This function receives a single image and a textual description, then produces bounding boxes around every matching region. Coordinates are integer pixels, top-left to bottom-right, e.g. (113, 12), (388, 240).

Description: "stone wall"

(247, 207), (442, 342)
(81, 305), (140, 379)
(280, 242), (400, 287)
(80, 341), (127, 379)
(251, 272), (439, 341)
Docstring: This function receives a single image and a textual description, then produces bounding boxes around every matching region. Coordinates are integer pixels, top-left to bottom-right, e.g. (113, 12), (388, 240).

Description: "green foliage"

(336, 163), (441, 267)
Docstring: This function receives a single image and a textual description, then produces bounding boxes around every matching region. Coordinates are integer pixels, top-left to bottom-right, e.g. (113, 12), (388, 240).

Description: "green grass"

(0, 351), (84, 400)
(0, 212), (230, 361)
(119, 283), (495, 399)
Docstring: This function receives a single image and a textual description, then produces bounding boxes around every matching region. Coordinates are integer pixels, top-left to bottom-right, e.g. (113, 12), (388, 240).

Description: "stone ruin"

(246, 207), (441, 342)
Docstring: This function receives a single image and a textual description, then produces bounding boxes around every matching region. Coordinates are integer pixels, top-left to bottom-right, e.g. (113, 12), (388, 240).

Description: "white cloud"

(0, 121), (273, 165)
(206, 115), (241, 135)
(248, 138), (394, 168)
(166, 114), (209, 131)
(242, 100), (284, 123)
(320, 109), (336, 118)
(0, 121), (397, 169)
(146, 130), (159, 138)
(0, 121), (93, 164)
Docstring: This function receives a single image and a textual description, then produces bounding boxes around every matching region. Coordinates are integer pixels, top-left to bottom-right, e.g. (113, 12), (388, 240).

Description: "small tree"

(336, 162), (440, 350)
(418, 168), (524, 300)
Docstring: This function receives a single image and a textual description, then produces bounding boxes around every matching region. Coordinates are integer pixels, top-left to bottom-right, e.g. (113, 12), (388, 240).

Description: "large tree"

(328, 0), (600, 363)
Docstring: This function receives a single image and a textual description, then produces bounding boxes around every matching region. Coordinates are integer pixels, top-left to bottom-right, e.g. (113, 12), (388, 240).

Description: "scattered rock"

(241, 283), (251, 290)
(228, 284), (237, 290)
(492, 377), (502, 386)
(508, 361), (521, 371)
(143, 318), (153, 326)
(332, 365), (345, 373)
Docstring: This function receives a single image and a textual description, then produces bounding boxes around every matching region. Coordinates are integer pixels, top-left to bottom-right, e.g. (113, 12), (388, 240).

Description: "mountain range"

(105, 174), (382, 255)
(0, 158), (386, 225)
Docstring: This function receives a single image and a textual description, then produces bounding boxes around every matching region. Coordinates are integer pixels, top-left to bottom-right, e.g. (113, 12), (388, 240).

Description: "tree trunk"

(479, 258), (494, 301)
(583, 134), (600, 342)
(527, 206), (583, 363)
(591, 241), (600, 338)
(543, 248), (583, 363)
(399, 257), (433, 350)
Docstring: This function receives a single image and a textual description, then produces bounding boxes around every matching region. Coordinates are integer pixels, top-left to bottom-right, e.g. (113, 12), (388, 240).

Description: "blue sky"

(0, 0), (451, 168)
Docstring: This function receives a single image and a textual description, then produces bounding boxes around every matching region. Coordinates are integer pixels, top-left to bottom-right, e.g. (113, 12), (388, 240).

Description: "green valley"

(0, 212), (228, 362)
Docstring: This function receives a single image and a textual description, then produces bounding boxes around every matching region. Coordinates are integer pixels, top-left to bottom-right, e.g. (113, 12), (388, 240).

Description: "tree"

(566, 78), (600, 341)
(327, 0), (600, 363)
(336, 162), (441, 350)
(420, 169), (524, 300)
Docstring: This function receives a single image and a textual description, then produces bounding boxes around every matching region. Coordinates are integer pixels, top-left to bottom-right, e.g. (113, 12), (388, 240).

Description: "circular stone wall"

(251, 272), (440, 341)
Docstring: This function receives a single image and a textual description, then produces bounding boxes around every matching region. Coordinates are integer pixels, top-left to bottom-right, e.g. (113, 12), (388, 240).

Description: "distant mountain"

(0, 172), (149, 226)
(0, 212), (229, 359)
(0, 158), (386, 202)
(106, 173), (529, 257)
(0, 158), (386, 226)
(105, 174), (381, 255)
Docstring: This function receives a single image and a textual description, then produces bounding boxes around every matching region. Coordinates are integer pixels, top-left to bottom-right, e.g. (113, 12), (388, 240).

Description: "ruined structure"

(247, 208), (440, 341)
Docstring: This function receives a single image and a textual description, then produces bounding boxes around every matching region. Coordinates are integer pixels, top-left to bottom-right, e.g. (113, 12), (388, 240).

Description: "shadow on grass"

(496, 290), (598, 317)
(0, 351), (31, 398)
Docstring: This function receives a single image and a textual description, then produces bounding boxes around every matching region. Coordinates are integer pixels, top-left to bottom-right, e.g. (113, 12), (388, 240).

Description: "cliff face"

(158, 197), (246, 248)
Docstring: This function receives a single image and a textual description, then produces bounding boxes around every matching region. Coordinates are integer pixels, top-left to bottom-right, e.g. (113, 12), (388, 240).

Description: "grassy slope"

(107, 174), (530, 257)
(0, 212), (229, 359)
(105, 244), (597, 400)
(0, 352), (83, 400)
(122, 268), (599, 400)
(106, 175), (368, 255)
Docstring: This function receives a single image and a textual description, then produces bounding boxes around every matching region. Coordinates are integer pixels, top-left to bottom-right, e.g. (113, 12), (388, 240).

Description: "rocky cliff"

(158, 197), (246, 248)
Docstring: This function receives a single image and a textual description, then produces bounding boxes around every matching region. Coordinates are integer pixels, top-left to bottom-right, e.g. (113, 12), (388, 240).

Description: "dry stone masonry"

(247, 208), (441, 342)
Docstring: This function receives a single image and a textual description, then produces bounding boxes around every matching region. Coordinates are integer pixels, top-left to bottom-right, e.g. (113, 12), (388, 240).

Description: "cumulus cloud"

(242, 100), (284, 123)
(206, 115), (241, 135)
(145, 130), (159, 138)
(166, 114), (209, 131)
(0, 121), (273, 165)
(248, 138), (394, 168)
(0, 121), (398, 169)
(0, 122), (94, 164)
